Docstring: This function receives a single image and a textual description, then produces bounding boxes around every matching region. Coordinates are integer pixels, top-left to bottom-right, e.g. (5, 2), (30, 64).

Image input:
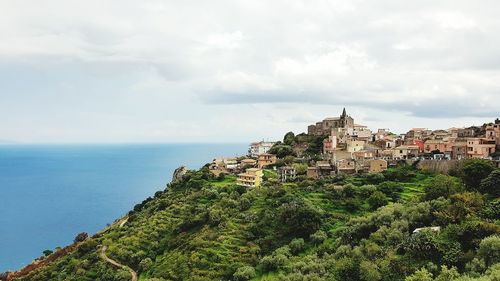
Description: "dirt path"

(99, 246), (138, 281)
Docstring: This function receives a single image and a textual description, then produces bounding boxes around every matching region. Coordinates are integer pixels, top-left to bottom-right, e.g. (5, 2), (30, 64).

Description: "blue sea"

(0, 143), (247, 272)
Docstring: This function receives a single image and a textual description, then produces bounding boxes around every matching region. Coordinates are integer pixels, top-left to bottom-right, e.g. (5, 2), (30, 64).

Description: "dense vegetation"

(11, 159), (500, 281)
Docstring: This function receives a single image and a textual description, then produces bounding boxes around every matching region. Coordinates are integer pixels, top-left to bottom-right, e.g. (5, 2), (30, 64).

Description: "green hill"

(9, 160), (500, 281)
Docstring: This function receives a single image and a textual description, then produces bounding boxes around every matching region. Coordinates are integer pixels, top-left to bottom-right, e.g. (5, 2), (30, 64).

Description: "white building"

(249, 141), (276, 157)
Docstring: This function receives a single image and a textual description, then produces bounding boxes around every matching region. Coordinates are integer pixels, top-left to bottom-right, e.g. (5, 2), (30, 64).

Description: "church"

(307, 108), (354, 136)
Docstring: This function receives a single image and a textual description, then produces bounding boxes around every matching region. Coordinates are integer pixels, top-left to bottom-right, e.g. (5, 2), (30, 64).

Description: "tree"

(293, 163), (308, 175)
(377, 182), (403, 200)
(359, 260), (381, 281)
(283, 132), (296, 146)
(73, 232), (88, 243)
(479, 169), (500, 197)
(42, 249), (53, 257)
(461, 159), (495, 190)
(310, 230), (327, 244)
(368, 191), (389, 210)
(233, 266), (256, 281)
(478, 235), (500, 266)
(278, 198), (322, 237)
(424, 174), (461, 200)
(289, 238), (305, 255)
(405, 268), (433, 281)
(269, 145), (295, 158)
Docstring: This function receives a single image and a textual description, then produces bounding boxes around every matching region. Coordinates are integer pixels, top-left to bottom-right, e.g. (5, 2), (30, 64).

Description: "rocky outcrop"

(172, 166), (188, 184)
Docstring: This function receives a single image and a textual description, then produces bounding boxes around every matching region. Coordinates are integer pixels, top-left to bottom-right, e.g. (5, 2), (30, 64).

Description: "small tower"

(341, 107), (347, 118)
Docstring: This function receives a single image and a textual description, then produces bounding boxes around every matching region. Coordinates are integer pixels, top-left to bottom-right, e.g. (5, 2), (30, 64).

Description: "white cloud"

(0, 0), (499, 143)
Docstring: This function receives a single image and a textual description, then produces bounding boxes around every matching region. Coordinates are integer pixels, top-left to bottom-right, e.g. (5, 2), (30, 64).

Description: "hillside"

(6, 160), (500, 281)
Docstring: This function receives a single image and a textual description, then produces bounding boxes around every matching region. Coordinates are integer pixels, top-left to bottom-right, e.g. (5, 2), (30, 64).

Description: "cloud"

(0, 0), (499, 143)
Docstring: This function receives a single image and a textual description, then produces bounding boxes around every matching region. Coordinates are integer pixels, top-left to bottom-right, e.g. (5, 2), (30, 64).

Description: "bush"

(478, 235), (500, 266)
(233, 266), (256, 281)
(310, 230), (328, 244)
(367, 191), (389, 210)
(289, 238), (305, 255)
(73, 232), (88, 243)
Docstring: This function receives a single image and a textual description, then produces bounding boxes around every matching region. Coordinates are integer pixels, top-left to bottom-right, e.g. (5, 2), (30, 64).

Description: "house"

(278, 166), (297, 182)
(237, 168), (263, 187)
(307, 161), (335, 179)
(368, 159), (388, 173)
(336, 159), (357, 174)
(466, 138), (496, 158)
(257, 153), (277, 168)
(223, 158), (239, 171)
(392, 145), (420, 159)
(424, 140), (452, 154)
(451, 142), (468, 160)
(249, 141), (276, 157)
(239, 158), (257, 168)
(346, 140), (365, 152)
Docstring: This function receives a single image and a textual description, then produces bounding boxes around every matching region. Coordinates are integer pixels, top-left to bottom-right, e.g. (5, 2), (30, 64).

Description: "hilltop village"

(210, 109), (500, 187)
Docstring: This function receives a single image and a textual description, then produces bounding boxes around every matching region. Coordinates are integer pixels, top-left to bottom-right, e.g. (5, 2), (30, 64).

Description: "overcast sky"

(1, 0), (499, 143)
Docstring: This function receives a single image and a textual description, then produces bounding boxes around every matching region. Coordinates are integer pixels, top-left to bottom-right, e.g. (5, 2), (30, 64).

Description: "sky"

(1, 0), (499, 144)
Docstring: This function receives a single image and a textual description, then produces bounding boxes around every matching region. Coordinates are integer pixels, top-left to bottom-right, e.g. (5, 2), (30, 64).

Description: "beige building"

(239, 158), (257, 168)
(237, 168), (263, 187)
(368, 159), (388, 173)
(346, 140), (365, 152)
(257, 153), (277, 168)
(392, 145), (420, 159)
(466, 138), (496, 158)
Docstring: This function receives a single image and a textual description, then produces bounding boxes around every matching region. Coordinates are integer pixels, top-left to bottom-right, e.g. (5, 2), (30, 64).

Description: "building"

(257, 153), (277, 168)
(237, 168), (263, 187)
(451, 142), (468, 160)
(336, 159), (358, 174)
(392, 145), (420, 159)
(466, 138), (496, 158)
(239, 158), (257, 168)
(278, 166), (297, 182)
(346, 140), (365, 152)
(368, 159), (388, 173)
(249, 141), (276, 157)
(307, 108), (354, 135)
(307, 161), (335, 179)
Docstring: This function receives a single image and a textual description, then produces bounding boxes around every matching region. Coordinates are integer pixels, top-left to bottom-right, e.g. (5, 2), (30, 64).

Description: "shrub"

(478, 235), (500, 266)
(233, 266), (256, 281)
(368, 191), (389, 210)
(289, 238), (305, 255)
(73, 232), (88, 243)
(310, 230), (328, 244)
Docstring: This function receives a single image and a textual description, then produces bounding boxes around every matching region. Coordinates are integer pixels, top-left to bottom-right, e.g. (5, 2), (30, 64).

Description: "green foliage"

(13, 167), (500, 281)
(367, 191), (389, 210)
(289, 238), (305, 255)
(283, 132), (296, 146)
(478, 235), (500, 266)
(460, 159), (495, 190)
(269, 144), (295, 158)
(233, 265), (256, 281)
(479, 169), (500, 197)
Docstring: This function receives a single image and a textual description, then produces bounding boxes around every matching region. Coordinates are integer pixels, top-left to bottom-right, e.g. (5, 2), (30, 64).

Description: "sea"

(0, 143), (247, 272)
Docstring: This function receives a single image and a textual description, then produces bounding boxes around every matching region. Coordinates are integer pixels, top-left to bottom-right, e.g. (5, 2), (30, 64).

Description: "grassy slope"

(13, 166), (499, 281)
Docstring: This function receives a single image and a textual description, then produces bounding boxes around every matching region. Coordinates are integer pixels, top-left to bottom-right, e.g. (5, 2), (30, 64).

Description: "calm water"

(0, 143), (246, 271)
